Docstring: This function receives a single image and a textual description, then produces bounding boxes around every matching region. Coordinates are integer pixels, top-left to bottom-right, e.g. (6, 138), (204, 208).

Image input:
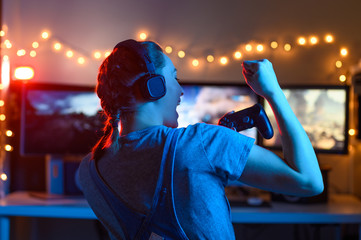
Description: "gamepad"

(218, 103), (274, 139)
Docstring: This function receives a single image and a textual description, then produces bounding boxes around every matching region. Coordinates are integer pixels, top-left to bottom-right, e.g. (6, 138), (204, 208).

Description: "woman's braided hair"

(92, 40), (165, 160)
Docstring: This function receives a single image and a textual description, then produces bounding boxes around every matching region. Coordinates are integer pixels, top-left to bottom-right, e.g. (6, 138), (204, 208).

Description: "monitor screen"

(20, 83), (104, 156)
(262, 86), (349, 154)
(177, 83), (259, 140)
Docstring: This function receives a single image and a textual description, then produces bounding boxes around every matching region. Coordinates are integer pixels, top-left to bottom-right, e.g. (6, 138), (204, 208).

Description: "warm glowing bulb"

(0, 30), (5, 37)
(6, 130), (13, 137)
(4, 40), (12, 48)
(0, 84), (3, 90)
(270, 41), (278, 49)
(256, 44), (264, 52)
(349, 129), (356, 136)
(30, 50), (37, 57)
(14, 66), (35, 80)
(0, 114), (6, 121)
(104, 51), (111, 58)
(178, 51), (186, 58)
(298, 37), (306, 45)
(234, 51), (242, 59)
(165, 46), (173, 54)
(245, 44), (252, 52)
(0, 173), (7, 181)
(17, 49), (26, 56)
(41, 31), (50, 39)
(32, 42), (39, 48)
(336, 60), (342, 68)
(192, 59), (200, 67)
(207, 55), (214, 63)
(220, 57), (228, 65)
(0, 100), (4, 107)
(4, 145), (13, 152)
(325, 34), (334, 43)
(340, 48), (348, 57)
(310, 36), (318, 45)
(339, 74), (346, 82)
(284, 43), (292, 51)
(77, 57), (85, 65)
(139, 32), (147, 40)
(66, 50), (74, 58)
(54, 42), (62, 51)
(93, 51), (102, 59)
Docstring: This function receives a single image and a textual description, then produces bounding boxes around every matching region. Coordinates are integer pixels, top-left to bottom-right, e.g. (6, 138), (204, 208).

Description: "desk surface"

(0, 192), (361, 224)
(0, 192), (97, 219)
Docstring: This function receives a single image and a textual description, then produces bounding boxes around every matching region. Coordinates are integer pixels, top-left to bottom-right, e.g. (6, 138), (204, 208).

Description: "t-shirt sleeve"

(199, 123), (255, 182)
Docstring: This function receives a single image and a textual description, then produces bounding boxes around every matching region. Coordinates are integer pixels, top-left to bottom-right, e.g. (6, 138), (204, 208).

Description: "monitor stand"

(45, 154), (64, 195)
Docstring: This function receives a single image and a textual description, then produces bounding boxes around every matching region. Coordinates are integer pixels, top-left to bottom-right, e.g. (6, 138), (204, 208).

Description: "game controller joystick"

(218, 103), (274, 139)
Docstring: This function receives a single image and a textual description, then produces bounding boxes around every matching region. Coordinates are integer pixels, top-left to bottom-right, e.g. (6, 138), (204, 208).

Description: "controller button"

(243, 116), (250, 123)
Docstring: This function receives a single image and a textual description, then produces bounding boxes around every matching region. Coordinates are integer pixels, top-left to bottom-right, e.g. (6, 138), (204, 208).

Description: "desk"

(0, 192), (360, 240)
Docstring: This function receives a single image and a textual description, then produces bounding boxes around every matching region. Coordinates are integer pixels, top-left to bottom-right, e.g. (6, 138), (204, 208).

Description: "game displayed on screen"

(263, 88), (348, 153)
(21, 89), (104, 155)
(177, 84), (258, 140)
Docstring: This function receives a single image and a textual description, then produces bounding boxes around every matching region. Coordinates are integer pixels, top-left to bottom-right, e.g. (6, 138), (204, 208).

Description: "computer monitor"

(20, 83), (104, 156)
(178, 83), (259, 140)
(262, 85), (349, 154)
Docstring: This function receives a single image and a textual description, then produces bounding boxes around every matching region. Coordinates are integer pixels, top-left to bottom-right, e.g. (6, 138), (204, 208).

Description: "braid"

(92, 40), (165, 160)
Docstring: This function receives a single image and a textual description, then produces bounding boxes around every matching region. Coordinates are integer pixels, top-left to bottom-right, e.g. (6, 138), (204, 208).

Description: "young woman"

(79, 39), (323, 240)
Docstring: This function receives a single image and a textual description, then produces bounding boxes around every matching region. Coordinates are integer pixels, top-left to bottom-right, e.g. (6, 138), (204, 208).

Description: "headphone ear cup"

(140, 75), (166, 100)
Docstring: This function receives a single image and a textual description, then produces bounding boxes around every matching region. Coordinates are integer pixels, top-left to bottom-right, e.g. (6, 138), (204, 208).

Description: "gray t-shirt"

(79, 123), (254, 239)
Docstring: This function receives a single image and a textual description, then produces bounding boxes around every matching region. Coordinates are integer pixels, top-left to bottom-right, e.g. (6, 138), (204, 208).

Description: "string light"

(256, 44), (264, 52)
(29, 50), (37, 57)
(53, 42), (62, 51)
(32, 42), (39, 48)
(178, 51), (186, 58)
(339, 74), (346, 82)
(66, 50), (74, 58)
(17, 49), (26, 56)
(234, 51), (242, 60)
(77, 57), (85, 65)
(4, 40), (12, 49)
(310, 36), (318, 45)
(1, 29), (352, 83)
(298, 37), (306, 45)
(340, 48), (348, 57)
(93, 51), (102, 59)
(0, 100), (4, 107)
(41, 31), (50, 39)
(0, 114), (6, 121)
(104, 51), (111, 58)
(220, 57), (228, 65)
(270, 41), (278, 49)
(325, 34), (334, 43)
(5, 130), (13, 137)
(349, 129), (356, 136)
(335, 60), (342, 68)
(206, 55), (214, 63)
(139, 32), (147, 40)
(192, 59), (200, 67)
(245, 44), (252, 52)
(0, 173), (7, 181)
(284, 43), (292, 51)
(4, 145), (13, 152)
(165, 46), (173, 54)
